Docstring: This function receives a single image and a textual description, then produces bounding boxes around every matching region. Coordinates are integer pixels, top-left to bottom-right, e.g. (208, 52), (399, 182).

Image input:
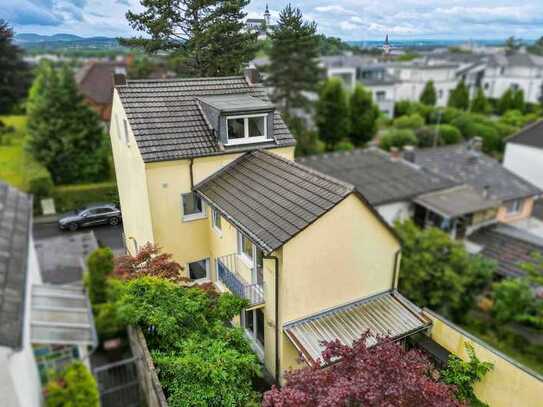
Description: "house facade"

(110, 73), (434, 382)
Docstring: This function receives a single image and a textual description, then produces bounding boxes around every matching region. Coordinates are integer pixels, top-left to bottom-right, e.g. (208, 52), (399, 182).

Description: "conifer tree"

(420, 80), (437, 106)
(267, 5), (321, 114)
(26, 62), (108, 184)
(349, 84), (379, 146)
(498, 88), (515, 114)
(470, 87), (490, 114)
(0, 20), (31, 113)
(511, 89), (525, 112)
(122, 0), (257, 77)
(316, 78), (349, 151)
(447, 80), (470, 110)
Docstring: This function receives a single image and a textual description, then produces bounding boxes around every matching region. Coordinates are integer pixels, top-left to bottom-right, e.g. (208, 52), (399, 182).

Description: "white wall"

(376, 201), (413, 225)
(504, 143), (543, 190)
(0, 241), (43, 407)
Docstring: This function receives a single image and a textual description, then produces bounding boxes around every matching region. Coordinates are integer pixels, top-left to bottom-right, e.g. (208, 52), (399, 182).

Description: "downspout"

(392, 249), (401, 289)
(189, 158), (195, 189)
(264, 254), (280, 384)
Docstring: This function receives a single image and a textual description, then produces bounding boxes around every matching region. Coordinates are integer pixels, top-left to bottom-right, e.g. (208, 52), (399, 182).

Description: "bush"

(22, 152), (54, 204)
(53, 182), (118, 213)
(394, 100), (413, 118)
(379, 128), (417, 151)
(86, 248), (114, 305)
(415, 126), (438, 147)
(45, 362), (99, 407)
(393, 113), (425, 129)
(427, 107), (462, 125)
(336, 140), (354, 151)
(437, 124), (462, 145)
(415, 125), (462, 147)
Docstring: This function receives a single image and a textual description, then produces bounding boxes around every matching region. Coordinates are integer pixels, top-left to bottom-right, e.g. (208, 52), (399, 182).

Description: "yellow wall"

(279, 194), (400, 376)
(497, 197), (534, 223)
(426, 310), (543, 407)
(109, 91), (154, 253)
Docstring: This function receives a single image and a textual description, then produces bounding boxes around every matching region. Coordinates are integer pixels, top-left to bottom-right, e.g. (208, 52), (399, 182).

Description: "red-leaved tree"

(113, 243), (187, 283)
(263, 332), (463, 407)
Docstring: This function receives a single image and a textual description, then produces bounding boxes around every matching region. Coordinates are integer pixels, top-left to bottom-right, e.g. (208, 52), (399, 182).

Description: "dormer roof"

(198, 94), (274, 114)
(115, 76), (295, 163)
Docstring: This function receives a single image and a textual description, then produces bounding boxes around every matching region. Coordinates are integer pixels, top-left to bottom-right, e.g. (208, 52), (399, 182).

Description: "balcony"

(217, 254), (264, 307)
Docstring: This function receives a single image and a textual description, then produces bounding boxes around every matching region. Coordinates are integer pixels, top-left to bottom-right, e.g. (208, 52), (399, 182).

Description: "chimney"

(402, 145), (416, 163)
(472, 136), (483, 152)
(389, 147), (400, 160)
(113, 72), (126, 86)
(244, 65), (259, 85)
(483, 185), (490, 199)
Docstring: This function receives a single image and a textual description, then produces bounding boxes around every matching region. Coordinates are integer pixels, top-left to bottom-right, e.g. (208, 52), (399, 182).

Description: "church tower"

(383, 34), (391, 56)
(264, 3), (271, 27)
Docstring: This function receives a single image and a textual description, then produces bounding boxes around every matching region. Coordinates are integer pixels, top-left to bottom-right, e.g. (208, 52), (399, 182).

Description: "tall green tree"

(0, 20), (31, 114)
(447, 80), (470, 110)
(396, 220), (494, 322)
(504, 36), (521, 53)
(122, 0), (257, 77)
(26, 62), (109, 184)
(470, 87), (490, 114)
(267, 5), (321, 114)
(420, 80), (437, 106)
(512, 88), (525, 112)
(315, 78), (350, 151)
(349, 84), (379, 146)
(498, 88), (515, 114)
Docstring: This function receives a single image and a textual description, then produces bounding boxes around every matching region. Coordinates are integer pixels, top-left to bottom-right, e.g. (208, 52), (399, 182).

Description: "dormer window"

(226, 114), (267, 145)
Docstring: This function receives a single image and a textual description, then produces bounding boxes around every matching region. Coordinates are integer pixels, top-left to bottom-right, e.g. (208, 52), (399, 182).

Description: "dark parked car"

(58, 203), (122, 231)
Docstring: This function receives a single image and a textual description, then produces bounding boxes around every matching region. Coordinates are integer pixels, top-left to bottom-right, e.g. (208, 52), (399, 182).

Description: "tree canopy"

(315, 78), (350, 150)
(26, 61), (109, 184)
(122, 0), (257, 77)
(349, 84), (379, 146)
(470, 87), (490, 114)
(420, 80), (437, 106)
(396, 220), (495, 322)
(267, 5), (321, 114)
(46, 362), (99, 407)
(0, 20), (31, 114)
(447, 80), (470, 110)
(263, 332), (461, 407)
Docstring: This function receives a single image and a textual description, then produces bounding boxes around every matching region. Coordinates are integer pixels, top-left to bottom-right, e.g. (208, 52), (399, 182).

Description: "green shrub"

(53, 182), (118, 213)
(22, 152), (54, 204)
(427, 107), (462, 125)
(45, 362), (99, 407)
(436, 124), (462, 145)
(441, 343), (493, 406)
(379, 129), (417, 151)
(336, 140), (354, 151)
(415, 125), (462, 147)
(86, 248), (114, 305)
(393, 100), (413, 118)
(415, 126), (437, 147)
(393, 113), (425, 130)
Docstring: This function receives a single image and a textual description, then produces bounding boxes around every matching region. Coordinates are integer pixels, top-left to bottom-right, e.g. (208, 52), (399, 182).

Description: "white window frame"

(226, 113), (268, 145)
(181, 192), (206, 222)
(187, 258), (210, 282)
(505, 199), (522, 215)
(238, 232), (255, 268)
(240, 309), (264, 359)
(123, 118), (130, 145)
(212, 208), (222, 235)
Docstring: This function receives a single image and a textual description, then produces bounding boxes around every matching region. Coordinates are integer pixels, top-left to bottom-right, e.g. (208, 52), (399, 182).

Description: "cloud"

(314, 5), (356, 16)
(0, 1), (63, 26)
(116, 0), (130, 5)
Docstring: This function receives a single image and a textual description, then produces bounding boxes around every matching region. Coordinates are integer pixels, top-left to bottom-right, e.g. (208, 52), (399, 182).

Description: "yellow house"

(109, 71), (431, 382)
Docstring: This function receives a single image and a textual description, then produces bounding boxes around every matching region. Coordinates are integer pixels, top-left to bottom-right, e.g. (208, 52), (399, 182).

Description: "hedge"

(22, 152), (54, 204)
(53, 182), (119, 213)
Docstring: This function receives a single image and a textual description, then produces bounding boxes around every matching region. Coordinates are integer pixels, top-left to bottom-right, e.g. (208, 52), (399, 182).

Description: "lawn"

(0, 115), (27, 189)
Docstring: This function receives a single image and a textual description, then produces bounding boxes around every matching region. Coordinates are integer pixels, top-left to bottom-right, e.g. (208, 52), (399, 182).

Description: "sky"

(2, 0), (543, 41)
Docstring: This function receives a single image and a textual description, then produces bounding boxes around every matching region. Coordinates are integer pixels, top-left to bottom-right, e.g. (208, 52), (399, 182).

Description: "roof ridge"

(125, 75), (246, 85)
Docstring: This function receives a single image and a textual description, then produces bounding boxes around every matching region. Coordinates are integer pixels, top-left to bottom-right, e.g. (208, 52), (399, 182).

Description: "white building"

(245, 4), (274, 40)
(504, 120), (543, 190)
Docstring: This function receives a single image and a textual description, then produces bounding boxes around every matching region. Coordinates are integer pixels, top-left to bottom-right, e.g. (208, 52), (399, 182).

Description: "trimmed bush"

(45, 362), (99, 407)
(86, 248), (114, 305)
(379, 129), (417, 151)
(436, 124), (462, 145)
(393, 113), (424, 130)
(53, 182), (118, 213)
(393, 100), (413, 118)
(415, 125), (462, 147)
(22, 152), (54, 204)
(336, 140), (354, 151)
(415, 126), (437, 147)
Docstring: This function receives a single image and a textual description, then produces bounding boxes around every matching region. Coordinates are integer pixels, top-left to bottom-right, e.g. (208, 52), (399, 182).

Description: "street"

(33, 221), (125, 253)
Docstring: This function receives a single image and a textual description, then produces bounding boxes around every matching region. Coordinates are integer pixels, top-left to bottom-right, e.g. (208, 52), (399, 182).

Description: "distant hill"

(14, 33), (121, 50)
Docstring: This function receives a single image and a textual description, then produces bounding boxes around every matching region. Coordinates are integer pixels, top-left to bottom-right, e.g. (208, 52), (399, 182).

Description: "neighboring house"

(413, 143), (541, 225)
(0, 182), (97, 406)
(297, 147), (457, 225)
(504, 120), (543, 190)
(110, 72), (432, 383)
(75, 60), (127, 123)
(245, 4), (275, 40)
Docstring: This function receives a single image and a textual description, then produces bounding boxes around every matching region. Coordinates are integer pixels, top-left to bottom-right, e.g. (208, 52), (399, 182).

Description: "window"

(484, 82), (490, 90)
(212, 208), (222, 232)
(226, 115), (267, 145)
(181, 192), (205, 221)
(438, 89), (444, 99)
(239, 233), (254, 266)
(376, 91), (386, 102)
(241, 308), (265, 348)
(511, 83), (519, 91)
(188, 259), (209, 281)
(505, 199), (522, 215)
(123, 119), (130, 145)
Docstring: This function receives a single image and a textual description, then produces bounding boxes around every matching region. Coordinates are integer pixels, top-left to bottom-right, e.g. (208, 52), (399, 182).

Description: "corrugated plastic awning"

(31, 284), (97, 347)
(283, 291), (431, 366)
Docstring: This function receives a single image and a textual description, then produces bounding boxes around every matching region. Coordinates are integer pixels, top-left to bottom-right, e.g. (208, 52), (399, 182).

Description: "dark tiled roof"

(297, 148), (457, 206)
(195, 150), (355, 253)
(414, 145), (541, 202)
(76, 61), (126, 105)
(468, 224), (543, 278)
(507, 120), (543, 149)
(415, 185), (499, 218)
(0, 182), (32, 349)
(116, 76), (296, 163)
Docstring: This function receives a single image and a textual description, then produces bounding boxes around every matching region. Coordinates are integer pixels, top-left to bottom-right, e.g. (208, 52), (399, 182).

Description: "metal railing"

(217, 254), (264, 307)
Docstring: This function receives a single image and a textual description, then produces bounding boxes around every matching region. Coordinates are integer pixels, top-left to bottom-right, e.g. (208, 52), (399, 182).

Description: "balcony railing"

(217, 254), (264, 307)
